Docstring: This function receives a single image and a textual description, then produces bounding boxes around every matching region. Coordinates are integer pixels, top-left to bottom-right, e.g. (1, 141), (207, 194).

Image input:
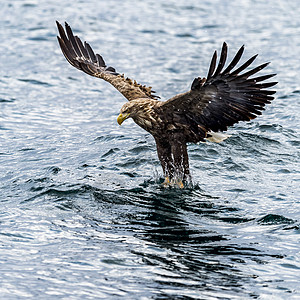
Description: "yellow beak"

(117, 113), (130, 125)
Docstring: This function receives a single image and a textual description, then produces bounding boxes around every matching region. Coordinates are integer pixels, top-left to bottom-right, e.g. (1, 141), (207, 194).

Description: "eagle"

(56, 21), (277, 187)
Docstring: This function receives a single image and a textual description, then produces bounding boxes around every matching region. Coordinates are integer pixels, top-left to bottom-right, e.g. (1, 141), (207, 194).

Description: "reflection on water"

(90, 186), (291, 298)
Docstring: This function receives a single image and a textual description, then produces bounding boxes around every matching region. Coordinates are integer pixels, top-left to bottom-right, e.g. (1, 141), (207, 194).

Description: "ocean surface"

(1, 0), (299, 299)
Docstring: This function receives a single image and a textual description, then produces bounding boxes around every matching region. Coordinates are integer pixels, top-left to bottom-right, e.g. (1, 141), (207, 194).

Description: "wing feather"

(85, 41), (97, 63)
(207, 51), (217, 80)
(96, 54), (106, 67)
(213, 42), (227, 76)
(74, 36), (89, 59)
(56, 21), (159, 101)
(161, 43), (277, 142)
(230, 54), (258, 76)
(222, 45), (244, 74)
(248, 73), (276, 82)
(65, 22), (82, 58)
(234, 62), (269, 79)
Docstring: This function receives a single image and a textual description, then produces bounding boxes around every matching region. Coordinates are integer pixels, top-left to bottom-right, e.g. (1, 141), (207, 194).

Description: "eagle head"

(117, 98), (158, 129)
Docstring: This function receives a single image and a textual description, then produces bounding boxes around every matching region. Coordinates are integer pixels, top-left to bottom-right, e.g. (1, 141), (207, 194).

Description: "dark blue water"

(1, 0), (299, 299)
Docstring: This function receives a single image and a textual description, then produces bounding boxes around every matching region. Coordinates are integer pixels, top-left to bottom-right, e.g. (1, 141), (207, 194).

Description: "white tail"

(206, 131), (231, 143)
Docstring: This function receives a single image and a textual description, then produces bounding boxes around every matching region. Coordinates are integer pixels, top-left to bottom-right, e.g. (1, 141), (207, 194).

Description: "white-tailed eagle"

(56, 22), (277, 187)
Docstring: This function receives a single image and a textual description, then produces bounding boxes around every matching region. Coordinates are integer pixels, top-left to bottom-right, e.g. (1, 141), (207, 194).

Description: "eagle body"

(56, 22), (277, 186)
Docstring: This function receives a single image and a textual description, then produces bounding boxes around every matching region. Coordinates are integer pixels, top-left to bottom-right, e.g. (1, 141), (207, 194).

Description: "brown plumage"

(56, 21), (277, 185)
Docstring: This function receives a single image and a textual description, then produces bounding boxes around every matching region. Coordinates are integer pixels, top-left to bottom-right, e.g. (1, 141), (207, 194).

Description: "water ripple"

(1, 0), (300, 299)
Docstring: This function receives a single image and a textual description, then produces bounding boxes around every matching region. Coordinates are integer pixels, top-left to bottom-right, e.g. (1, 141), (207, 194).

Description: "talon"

(177, 180), (184, 189)
(162, 176), (170, 187)
(170, 178), (184, 189)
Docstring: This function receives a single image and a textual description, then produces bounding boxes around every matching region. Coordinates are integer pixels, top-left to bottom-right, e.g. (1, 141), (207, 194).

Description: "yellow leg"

(162, 176), (170, 187)
(177, 180), (184, 189)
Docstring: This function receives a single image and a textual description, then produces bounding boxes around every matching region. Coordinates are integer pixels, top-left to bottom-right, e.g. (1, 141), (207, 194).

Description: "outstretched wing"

(161, 42), (277, 141)
(56, 21), (159, 101)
